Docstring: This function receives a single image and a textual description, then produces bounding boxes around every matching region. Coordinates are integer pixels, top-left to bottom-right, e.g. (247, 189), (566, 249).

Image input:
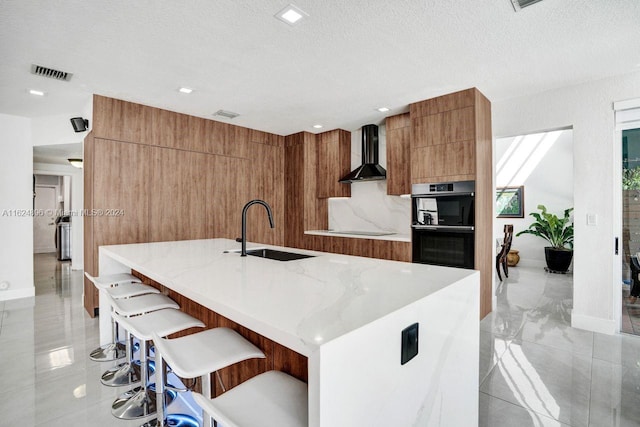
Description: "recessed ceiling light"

(29, 89), (45, 96)
(178, 87), (193, 94)
(275, 4), (308, 25)
(377, 107), (390, 112)
(313, 124), (323, 129)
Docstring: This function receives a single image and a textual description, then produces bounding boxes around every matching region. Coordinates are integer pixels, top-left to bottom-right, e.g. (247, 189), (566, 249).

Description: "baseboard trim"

(0, 286), (35, 301)
(572, 313), (616, 335)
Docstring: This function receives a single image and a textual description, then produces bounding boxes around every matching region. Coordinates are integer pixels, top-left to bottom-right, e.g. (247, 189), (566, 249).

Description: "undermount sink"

(246, 248), (314, 261)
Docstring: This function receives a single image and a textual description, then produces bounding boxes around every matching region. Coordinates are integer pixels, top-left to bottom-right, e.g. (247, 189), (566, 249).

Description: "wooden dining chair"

(496, 224), (514, 281)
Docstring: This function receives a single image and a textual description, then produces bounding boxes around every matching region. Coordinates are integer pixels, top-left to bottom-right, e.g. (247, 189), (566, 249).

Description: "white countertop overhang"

(100, 238), (476, 356)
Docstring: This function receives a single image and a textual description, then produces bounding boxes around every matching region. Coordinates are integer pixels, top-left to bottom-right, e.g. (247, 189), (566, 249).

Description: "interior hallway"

(1, 254), (639, 426)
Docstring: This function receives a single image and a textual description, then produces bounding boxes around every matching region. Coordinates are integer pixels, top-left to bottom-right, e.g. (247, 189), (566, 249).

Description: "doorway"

(494, 129), (574, 270)
(33, 174), (72, 259)
(621, 127), (640, 335)
(33, 185), (57, 253)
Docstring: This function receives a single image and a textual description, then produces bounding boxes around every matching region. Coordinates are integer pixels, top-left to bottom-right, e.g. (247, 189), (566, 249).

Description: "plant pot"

(544, 247), (573, 273)
(507, 249), (520, 267)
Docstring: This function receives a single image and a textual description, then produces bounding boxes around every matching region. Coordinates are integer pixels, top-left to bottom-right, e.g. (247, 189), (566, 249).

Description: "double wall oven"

(412, 181), (475, 269)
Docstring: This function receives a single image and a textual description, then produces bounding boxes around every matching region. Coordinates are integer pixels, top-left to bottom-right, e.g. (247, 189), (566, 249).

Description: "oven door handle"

(411, 192), (475, 198)
(412, 225), (475, 232)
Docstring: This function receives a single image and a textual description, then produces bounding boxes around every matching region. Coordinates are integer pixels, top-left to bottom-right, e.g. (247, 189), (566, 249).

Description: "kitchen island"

(98, 238), (479, 427)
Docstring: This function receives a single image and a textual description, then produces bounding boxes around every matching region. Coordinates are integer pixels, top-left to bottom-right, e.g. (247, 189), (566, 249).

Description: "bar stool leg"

(101, 329), (142, 386)
(89, 307), (126, 361)
(142, 349), (199, 427)
(112, 339), (176, 420)
(202, 373), (213, 427)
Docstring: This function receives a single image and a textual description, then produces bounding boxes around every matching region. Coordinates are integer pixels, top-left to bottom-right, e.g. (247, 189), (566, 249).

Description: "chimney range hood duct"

(339, 124), (386, 183)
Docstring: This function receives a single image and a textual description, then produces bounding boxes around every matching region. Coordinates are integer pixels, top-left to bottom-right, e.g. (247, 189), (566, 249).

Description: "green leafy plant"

(516, 205), (574, 249)
(623, 167), (640, 190)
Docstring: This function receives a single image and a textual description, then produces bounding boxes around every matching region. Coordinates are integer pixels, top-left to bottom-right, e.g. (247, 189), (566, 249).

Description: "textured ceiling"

(1, 0), (639, 136)
(33, 143), (83, 166)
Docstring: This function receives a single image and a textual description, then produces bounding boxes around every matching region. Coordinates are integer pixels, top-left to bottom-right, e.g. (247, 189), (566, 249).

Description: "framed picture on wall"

(496, 186), (524, 218)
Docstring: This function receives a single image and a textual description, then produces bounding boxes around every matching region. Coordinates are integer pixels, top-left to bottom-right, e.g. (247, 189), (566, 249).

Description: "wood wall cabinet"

(410, 89), (478, 183)
(84, 96), (284, 317)
(83, 136), (152, 315)
(150, 148), (209, 242)
(283, 132), (411, 262)
(385, 113), (411, 195)
(316, 129), (351, 199)
(284, 132), (328, 250)
(409, 88), (493, 318)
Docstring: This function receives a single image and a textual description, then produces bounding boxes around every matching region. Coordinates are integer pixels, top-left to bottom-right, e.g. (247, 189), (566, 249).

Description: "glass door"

(622, 127), (640, 335)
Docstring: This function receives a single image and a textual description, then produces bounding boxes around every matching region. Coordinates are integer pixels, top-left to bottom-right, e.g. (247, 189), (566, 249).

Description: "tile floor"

(480, 266), (640, 427)
(1, 254), (639, 426)
(0, 254), (148, 426)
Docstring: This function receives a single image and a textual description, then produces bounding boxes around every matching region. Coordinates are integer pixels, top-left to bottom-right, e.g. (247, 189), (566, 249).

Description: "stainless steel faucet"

(241, 199), (274, 256)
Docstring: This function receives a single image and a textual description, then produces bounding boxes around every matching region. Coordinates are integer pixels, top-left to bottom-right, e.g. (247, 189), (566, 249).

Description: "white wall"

(493, 70), (640, 334)
(328, 125), (411, 235)
(0, 113), (34, 300)
(495, 129), (574, 268)
(31, 114), (87, 147)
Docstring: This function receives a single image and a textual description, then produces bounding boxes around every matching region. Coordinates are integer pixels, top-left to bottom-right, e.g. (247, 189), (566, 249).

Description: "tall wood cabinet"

(409, 88), (493, 318)
(316, 129), (351, 199)
(385, 113), (411, 195)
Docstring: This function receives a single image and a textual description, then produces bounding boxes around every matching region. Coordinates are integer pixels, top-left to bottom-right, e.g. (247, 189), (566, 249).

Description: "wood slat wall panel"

(132, 271), (307, 398)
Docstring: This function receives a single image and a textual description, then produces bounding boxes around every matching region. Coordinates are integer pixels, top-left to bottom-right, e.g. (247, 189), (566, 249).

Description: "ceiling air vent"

(30, 64), (73, 81)
(213, 110), (239, 119)
(510, 0), (543, 11)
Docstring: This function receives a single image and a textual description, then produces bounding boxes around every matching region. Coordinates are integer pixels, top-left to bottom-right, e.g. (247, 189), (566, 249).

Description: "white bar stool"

(85, 272), (159, 362)
(192, 370), (308, 427)
(101, 292), (180, 387)
(142, 327), (266, 427)
(110, 309), (206, 420)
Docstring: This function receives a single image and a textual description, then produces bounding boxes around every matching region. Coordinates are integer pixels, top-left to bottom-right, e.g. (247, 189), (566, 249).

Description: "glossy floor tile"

(0, 254), (147, 426)
(481, 266), (640, 427)
(3, 255), (640, 427)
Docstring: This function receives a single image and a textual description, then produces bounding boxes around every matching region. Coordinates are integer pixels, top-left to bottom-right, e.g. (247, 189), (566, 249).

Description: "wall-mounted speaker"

(70, 117), (89, 132)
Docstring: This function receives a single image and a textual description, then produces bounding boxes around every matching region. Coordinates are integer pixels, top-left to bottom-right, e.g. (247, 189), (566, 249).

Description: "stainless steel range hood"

(339, 124), (386, 183)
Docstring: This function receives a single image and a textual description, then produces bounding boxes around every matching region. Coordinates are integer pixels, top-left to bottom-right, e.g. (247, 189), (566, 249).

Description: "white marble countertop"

(304, 229), (411, 242)
(100, 238), (475, 356)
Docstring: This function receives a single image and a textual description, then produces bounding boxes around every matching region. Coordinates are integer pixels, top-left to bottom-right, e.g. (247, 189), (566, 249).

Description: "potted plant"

(516, 205), (574, 273)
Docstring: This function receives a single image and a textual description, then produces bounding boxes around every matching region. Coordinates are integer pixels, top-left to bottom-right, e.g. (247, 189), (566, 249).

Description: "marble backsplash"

(327, 124), (411, 235)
